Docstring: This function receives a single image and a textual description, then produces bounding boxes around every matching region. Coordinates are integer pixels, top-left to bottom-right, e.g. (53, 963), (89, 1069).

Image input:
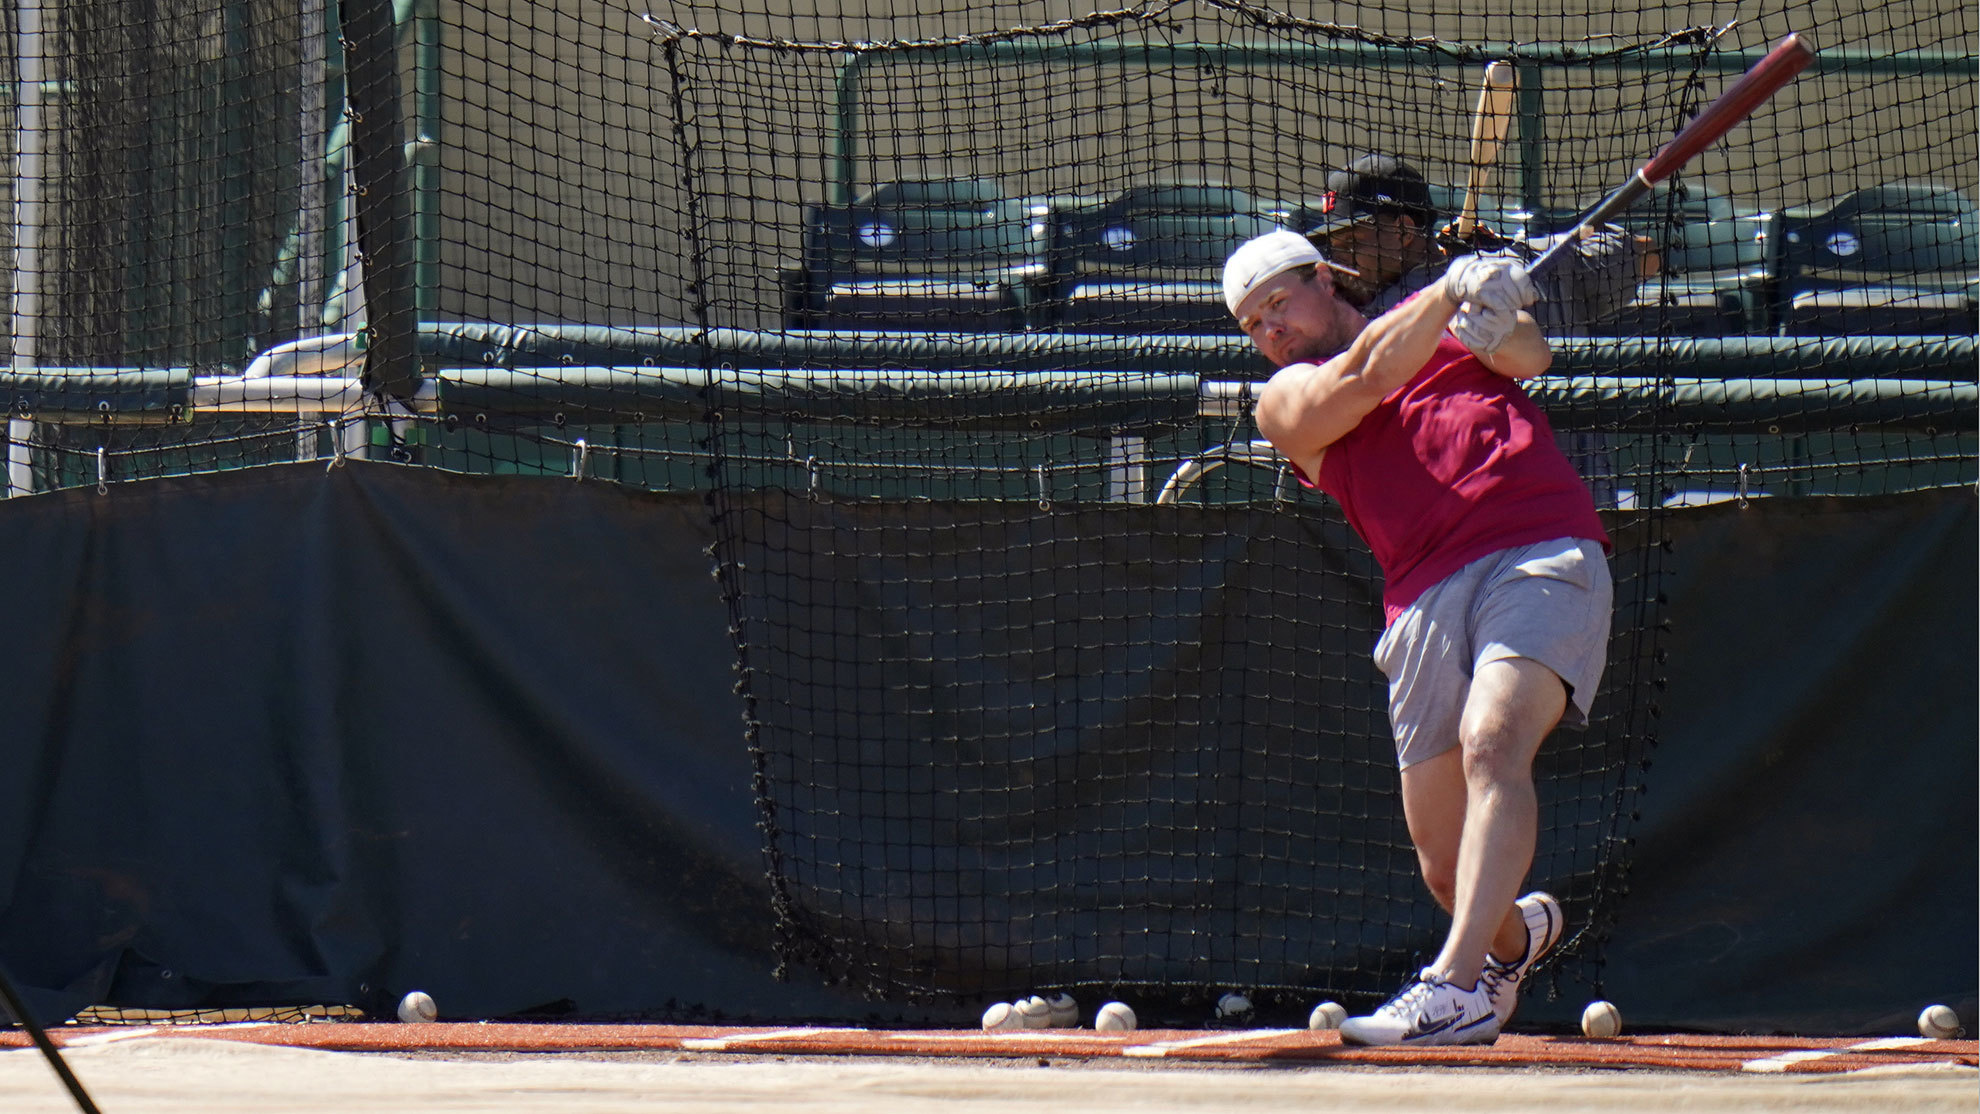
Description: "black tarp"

(1592, 485), (1978, 1034)
(0, 462), (1970, 1033)
(0, 465), (833, 1024)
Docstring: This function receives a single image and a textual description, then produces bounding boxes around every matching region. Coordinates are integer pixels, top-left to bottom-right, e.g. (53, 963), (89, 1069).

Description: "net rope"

(0, 0), (1968, 1020)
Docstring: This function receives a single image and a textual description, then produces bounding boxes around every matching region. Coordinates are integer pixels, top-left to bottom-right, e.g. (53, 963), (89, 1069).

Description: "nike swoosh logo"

(1413, 1012), (1461, 1037)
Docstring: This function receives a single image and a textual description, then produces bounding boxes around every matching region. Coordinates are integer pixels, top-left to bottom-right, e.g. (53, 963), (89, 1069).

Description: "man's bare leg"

(1399, 749), (1540, 971)
(1419, 657), (1567, 987)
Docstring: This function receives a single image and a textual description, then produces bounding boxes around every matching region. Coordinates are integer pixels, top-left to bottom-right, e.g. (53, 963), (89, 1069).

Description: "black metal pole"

(0, 959), (103, 1114)
(339, 0), (422, 404)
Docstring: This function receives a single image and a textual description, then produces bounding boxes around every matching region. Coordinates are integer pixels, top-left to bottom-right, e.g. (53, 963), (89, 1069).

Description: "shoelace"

(1480, 927), (1537, 1003)
(1375, 970), (1444, 1017)
(1478, 959), (1519, 1002)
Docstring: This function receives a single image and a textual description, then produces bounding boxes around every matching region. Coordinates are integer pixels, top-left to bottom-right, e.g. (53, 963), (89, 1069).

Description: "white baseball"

(1581, 999), (1623, 1039)
(1016, 995), (1053, 1029)
(1215, 992), (1254, 1020)
(1308, 1001), (1347, 1030)
(1918, 1004), (1961, 1039)
(396, 990), (438, 1024)
(1046, 993), (1079, 1029)
(1094, 1001), (1137, 1032)
(981, 1001), (1022, 1031)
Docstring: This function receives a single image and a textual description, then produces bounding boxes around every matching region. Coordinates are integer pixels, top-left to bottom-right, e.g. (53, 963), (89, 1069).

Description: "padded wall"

(0, 464), (1968, 1033)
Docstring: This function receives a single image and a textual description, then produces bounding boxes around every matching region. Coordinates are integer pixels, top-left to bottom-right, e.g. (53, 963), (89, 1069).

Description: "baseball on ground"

(1918, 1004), (1961, 1039)
(1095, 1001), (1136, 1032)
(1015, 996), (1053, 1029)
(981, 1001), (1021, 1031)
(396, 990), (438, 1024)
(1581, 999), (1623, 1038)
(1046, 993), (1079, 1028)
(1308, 1001), (1347, 1030)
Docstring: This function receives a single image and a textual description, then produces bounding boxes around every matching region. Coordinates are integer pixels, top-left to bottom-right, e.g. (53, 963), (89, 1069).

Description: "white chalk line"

(898, 1031), (1098, 1042)
(680, 1027), (845, 1051)
(1124, 1029), (1300, 1058)
(51, 1028), (162, 1048)
(1741, 1036), (1932, 1073)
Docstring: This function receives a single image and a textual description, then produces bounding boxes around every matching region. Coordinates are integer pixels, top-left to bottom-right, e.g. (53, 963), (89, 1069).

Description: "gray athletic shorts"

(1372, 537), (1613, 769)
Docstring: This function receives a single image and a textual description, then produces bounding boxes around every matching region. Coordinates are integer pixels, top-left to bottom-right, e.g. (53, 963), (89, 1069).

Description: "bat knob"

(1435, 220), (1511, 256)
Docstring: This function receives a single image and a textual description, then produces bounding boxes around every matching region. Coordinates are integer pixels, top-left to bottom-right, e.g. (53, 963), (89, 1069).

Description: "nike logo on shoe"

(1413, 1011), (1460, 1037)
(1340, 969), (1503, 1047)
(1409, 995), (1492, 1040)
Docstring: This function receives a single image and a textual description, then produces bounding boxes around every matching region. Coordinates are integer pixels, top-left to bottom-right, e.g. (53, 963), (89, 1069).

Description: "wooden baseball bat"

(1529, 33), (1816, 278)
(1454, 61), (1517, 240)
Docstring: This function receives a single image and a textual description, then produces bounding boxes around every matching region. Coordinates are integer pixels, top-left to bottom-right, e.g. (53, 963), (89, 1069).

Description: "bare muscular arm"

(1471, 310), (1552, 380)
(1253, 282), (1462, 480)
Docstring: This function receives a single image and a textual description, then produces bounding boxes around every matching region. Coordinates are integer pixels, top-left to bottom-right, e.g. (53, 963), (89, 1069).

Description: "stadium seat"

(1765, 182), (1979, 337)
(1041, 182), (1293, 334)
(781, 177), (1047, 331)
(1594, 181), (1771, 336)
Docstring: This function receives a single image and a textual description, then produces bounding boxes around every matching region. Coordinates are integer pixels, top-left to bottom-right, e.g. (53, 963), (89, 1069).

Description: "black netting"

(0, 0), (1970, 1017)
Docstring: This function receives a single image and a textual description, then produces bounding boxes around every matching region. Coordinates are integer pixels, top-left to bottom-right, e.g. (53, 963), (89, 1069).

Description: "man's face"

(1233, 266), (1362, 368)
(1323, 212), (1423, 306)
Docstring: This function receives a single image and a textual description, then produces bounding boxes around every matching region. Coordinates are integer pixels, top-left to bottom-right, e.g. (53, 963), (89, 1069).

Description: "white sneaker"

(1480, 891), (1564, 1026)
(1338, 968), (1502, 1047)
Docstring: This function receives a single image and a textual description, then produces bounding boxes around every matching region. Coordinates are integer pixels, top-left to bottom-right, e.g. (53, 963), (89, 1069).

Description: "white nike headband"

(1222, 230), (1325, 317)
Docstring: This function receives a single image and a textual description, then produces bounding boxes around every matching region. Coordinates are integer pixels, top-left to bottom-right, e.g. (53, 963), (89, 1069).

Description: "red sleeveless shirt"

(1293, 335), (1610, 625)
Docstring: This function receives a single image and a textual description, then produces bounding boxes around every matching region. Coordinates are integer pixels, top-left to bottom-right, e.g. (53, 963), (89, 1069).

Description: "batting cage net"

(0, 0), (1971, 1016)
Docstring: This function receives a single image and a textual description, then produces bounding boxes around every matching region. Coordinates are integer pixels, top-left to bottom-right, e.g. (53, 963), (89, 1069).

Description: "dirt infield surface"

(1, 1023), (1973, 1113)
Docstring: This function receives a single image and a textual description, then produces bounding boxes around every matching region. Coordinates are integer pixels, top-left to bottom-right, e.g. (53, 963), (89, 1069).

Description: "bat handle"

(1456, 160), (1497, 239)
(1526, 172), (1654, 280)
(1454, 198), (1482, 240)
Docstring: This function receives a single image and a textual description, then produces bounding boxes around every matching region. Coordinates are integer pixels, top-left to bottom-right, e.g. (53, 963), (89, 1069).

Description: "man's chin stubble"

(1275, 336), (1341, 366)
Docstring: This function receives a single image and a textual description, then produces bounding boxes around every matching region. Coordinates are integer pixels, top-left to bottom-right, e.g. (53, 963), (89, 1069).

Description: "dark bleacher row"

(779, 177), (1979, 338)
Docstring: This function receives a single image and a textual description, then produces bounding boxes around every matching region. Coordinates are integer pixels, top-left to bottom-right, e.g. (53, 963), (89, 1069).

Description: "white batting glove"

(1449, 299), (1518, 355)
(1443, 253), (1539, 314)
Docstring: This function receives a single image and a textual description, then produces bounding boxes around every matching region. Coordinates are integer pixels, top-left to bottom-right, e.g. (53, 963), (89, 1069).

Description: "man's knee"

(1458, 658), (1566, 784)
(1458, 725), (1535, 787)
(1417, 847), (1459, 911)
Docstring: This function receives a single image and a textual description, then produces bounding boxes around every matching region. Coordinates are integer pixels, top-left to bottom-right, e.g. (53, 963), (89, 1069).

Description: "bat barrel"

(1457, 61), (1517, 236)
(1639, 33), (1816, 183)
(1530, 33), (1816, 284)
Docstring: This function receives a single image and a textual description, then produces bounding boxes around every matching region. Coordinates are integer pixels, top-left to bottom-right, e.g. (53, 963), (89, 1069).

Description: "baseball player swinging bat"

(1528, 32), (1817, 280)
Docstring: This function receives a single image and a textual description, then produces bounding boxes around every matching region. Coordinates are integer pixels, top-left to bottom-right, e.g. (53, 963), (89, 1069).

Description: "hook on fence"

(326, 420), (346, 471)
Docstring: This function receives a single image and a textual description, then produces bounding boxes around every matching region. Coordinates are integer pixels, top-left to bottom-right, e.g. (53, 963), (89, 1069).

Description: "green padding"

(2, 362), (1969, 432)
(0, 369), (194, 420)
(419, 324), (1976, 381)
(441, 366), (1204, 432)
(1528, 377), (1977, 432)
(421, 324), (1262, 376)
(440, 368), (1974, 432)
(1548, 334), (1978, 380)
